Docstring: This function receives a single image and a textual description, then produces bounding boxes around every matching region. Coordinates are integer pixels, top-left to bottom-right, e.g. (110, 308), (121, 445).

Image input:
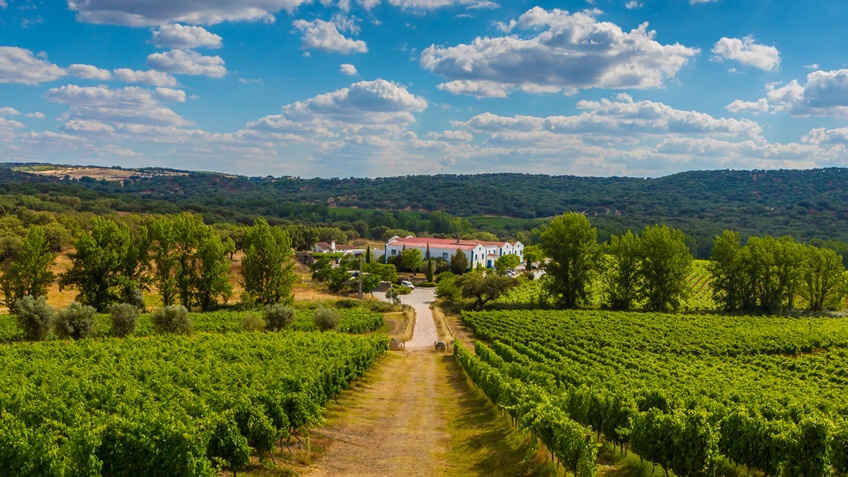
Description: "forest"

(5, 164), (848, 259)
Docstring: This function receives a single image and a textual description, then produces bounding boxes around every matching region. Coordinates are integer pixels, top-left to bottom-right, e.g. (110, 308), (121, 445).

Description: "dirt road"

(302, 289), (544, 476)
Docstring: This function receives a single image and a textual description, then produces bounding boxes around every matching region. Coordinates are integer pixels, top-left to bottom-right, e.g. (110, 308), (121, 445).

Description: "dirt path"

(301, 298), (545, 476)
(303, 351), (544, 477)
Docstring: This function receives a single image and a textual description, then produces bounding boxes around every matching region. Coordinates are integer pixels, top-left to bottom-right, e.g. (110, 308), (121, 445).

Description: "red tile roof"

(388, 236), (505, 249)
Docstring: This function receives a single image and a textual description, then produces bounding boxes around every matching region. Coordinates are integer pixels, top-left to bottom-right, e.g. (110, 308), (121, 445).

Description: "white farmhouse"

(384, 236), (524, 270)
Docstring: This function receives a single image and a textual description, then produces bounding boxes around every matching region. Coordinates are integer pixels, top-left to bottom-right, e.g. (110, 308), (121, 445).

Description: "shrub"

(334, 299), (360, 309)
(55, 302), (97, 340)
(151, 305), (192, 335)
(109, 303), (139, 337)
(242, 314), (266, 332)
(13, 295), (53, 341)
(313, 307), (340, 332)
(263, 304), (295, 332)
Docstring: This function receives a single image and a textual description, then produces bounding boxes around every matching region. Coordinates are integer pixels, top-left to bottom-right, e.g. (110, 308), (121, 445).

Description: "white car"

(401, 280), (415, 289)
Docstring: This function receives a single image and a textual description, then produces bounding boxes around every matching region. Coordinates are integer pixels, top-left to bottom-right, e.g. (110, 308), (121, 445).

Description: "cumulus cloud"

(340, 63), (358, 75)
(151, 24), (223, 49)
(356, 0), (497, 9)
(712, 36), (780, 71)
(67, 64), (113, 80)
(0, 107), (21, 116)
(113, 68), (178, 86)
(764, 69), (848, 117)
(25, 112), (46, 119)
(44, 84), (191, 127)
(68, 0), (311, 26)
(0, 47), (64, 84)
(293, 17), (367, 54)
(726, 98), (769, 114)
(421, 7), (699, 97)
(62, 119), (116, 134)
(437, 80), (508, 98)
(249, 79), (426, 134)
(147, 50), (226, 78)
(625, 1), (643, 9)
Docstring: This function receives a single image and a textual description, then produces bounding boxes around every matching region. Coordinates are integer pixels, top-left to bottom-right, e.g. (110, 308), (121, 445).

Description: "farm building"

(384, 236), (524, 269)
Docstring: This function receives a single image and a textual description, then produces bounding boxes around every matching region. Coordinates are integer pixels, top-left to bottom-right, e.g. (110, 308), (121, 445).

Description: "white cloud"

(765, 69), (848, 117)
(44, 84), (191, 127)
(0, 107), (21, 116)
(625, 1), (643, 9)
(0, 47), (64, 84)
(357, 0), (497, 9)
(151, 24), (223, 49)
(712, 36), (780, 71)
(25, 112), (46, 119)
(421, 7), (699, 97)
(340, 63), (358, 75)
(113, 68), (178, 86)
(293, 17), (367, 54)
(68, 0), (311, 26)
(62, 119), (116, 134)
(689, 0), (718, 3)
(725, 98), (769, 114)
(0, 1), (7, 8)
(436, 80), (508, 98)
(147, 50), (226, 78)
(67, 64), (113, 80)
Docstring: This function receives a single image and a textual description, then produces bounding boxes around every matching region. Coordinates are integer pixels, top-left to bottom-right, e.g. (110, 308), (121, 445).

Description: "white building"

(384, 236), (524, 269)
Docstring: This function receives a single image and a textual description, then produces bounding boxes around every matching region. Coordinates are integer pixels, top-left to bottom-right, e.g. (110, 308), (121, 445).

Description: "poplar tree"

(241, 218), (296, 306)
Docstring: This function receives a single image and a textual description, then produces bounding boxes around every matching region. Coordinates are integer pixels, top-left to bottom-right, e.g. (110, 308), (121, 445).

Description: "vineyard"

(0, 307), (384, 342)
(0, 331), (388, 476)
(458, 309), (848, 476)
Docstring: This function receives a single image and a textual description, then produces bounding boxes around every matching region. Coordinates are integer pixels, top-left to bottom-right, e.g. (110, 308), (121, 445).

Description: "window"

(442, 252), (449, 259)
(391, 249), (397, 256)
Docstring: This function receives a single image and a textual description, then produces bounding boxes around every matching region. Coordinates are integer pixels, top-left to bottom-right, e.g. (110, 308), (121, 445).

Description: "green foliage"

(494, 254), (519, 275)
(637, 224), (693, 312)
(400, 248), (423, 274)
(313, 306), (340, 331)
(540, 212), (603, 308)
(234, 404), (277, 459)
(13, 295), (53, 341)
(241, 217), (296, 306)
(241, 314), (266, 332)
(207, 418), (250, 475)
(1, 226), (56, 309)
(454, 272), (519, 309)
(603, 230), (641, 310)
(263, 303), (295, 331)
(151, 305), (192, 335)
(450, 248), (468, 274)
(59, 217), (148, 312)
(54, 302), (96, 340)
(109, 303), (138, 337)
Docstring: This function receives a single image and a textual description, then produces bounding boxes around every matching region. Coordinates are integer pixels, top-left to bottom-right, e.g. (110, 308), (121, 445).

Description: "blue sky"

(1, 0), (847, 178)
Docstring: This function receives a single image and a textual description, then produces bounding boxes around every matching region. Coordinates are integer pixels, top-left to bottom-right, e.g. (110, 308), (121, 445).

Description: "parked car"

(401, 280), (415, 289)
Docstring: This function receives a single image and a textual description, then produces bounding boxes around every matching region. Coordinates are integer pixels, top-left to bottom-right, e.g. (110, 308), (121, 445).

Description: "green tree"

(241, 218), (296, 306)
(522, 244), (543, 270)
(59, 217), (146, 312)
(746, 236), (805, 313)
(13, 295), (54, 341)
(1, 226), (56, 309)
(455, 272), (519, 309)
(400, 248), (423, 275)
(194, 233), (234, 311)
(149, 216), (179, 306)
(450, 248), (468, 274)
(364, 246), (372, 264)
(540, 212), (602, 309)
(801, 245), (847, 311)
(494, 254), (520, 275)
(638, 225), (693, 312)
(708, 230), (747, 312)
(604, 230), (641, 311)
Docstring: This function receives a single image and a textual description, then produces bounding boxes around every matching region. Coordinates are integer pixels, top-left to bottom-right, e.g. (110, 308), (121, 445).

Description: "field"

(0, 331), (388, 476)
(458, 309), (848, 476)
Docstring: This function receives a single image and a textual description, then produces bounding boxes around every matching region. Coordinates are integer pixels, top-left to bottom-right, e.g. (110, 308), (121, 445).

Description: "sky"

(1, 1), (848, 178)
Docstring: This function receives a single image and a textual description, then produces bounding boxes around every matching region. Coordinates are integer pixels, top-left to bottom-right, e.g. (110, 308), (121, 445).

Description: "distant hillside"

(3, 164), (848, 256)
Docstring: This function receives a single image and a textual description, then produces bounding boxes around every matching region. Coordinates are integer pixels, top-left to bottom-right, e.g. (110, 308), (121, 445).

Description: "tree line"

(1, 214), (297, 313)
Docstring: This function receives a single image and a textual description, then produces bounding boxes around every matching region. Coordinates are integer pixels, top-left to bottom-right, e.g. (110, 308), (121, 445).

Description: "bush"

(393, 285), (412, 295)
(417, 282), (437, 288)
(242, 314), (266, 332)
(109, 303), (139, 337)
(55, 302), (97, 340)
(263, 304), (295, 332)
(313, 307), (340, 332)
(13, 295), (53, 341)
(151, 305), (192, 335)
(334, 299), (360, 309)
